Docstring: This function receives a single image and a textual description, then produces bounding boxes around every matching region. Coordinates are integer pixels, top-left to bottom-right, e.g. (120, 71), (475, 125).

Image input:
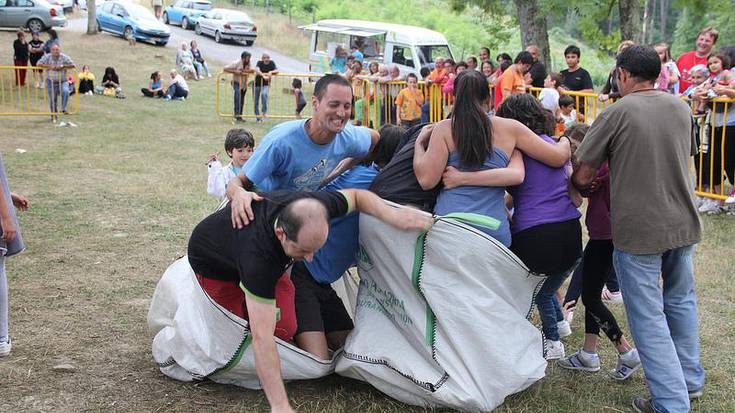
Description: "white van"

(300, 19), (454, 79)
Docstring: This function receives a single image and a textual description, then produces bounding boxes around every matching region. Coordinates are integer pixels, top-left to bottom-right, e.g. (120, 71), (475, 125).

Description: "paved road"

(64, 17), (309, 73)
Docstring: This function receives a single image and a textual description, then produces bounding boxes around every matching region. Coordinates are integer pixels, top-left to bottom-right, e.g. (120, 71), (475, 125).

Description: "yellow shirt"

(78, 71), (95, 81)
(395, 88), (422, 121)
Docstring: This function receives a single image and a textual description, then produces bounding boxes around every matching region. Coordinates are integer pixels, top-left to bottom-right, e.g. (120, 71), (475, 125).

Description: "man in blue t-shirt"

(226, 74), (380, 359)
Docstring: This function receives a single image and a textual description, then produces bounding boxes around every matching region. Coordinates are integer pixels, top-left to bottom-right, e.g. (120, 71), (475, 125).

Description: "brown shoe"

(632, 398), (660, 413)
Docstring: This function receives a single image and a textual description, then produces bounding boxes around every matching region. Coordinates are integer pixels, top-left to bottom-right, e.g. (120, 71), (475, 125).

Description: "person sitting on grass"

(207, 129), (255, 199)
(176, 42), (198, 81)
(163, 69), (189, 101)
(190, 40), (211, 79)
(141, 71), (165, 98)
(76, 65), (95, 95)
(95, 67), (123, 98)
(187, 189), (433, 413)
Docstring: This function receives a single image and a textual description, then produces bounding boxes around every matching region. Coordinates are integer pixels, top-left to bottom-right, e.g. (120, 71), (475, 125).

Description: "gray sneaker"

(0, 339), (11, 357)
(609, 348), (641, 381)
(557, 350), (601, 372)
(689, 388), (703, 400)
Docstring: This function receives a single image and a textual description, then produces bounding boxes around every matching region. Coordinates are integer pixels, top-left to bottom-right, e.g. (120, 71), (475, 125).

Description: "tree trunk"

(659, 0), (668, 42)
(86, 0), (97, 35)
(512, 0), (551, 69)
(641, 0), (649, 43)
(619, 0), (642, 42)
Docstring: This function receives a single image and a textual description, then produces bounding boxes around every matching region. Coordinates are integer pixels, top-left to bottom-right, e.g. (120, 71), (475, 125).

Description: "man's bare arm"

(571, 162), (599, 191)
(226, 174), (263, 228)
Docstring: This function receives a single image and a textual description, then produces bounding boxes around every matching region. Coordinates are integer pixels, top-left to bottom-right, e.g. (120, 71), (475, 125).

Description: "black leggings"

(581, 239), (624, 344)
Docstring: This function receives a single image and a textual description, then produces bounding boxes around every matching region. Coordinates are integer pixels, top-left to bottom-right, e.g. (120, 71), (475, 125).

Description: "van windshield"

(417, 45), (452, 69)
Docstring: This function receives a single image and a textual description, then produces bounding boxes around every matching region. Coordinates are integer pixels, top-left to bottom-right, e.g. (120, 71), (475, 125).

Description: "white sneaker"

(601, 287), (623, 304)
(0, 339), (11, 357)
(698, 198), (722, 214)
(558, 349), (601, 372)
(545, 339), (565, 360)
(725, 190), (735, 205)
(609, 348), (642, 381)
(564, 310), (574, 324)
(557, 320), (572, 338)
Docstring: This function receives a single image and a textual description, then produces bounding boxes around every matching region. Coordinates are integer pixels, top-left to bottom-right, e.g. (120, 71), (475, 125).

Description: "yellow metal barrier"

(215, 72), (321, 121)
(0, 66), (79, 117)
(690, 97), (735, 201)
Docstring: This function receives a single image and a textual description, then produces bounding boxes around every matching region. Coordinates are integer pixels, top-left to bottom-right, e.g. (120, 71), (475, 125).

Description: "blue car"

(96, 1), (171, 46)
(163, 0), (211, 30)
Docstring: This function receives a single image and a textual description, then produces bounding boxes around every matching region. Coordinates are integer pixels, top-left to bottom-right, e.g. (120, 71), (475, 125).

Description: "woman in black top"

(95, 67), (123, 97)
(28, 32), (44, 88)
(12, 31), (29, 87)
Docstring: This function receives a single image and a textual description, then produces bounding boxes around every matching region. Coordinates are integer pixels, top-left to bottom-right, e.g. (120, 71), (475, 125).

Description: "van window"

(417, 45), (452, 68)
(315, 31), (348, 56)
(352, 36), (382, 59)
(391, 45), (414, 68)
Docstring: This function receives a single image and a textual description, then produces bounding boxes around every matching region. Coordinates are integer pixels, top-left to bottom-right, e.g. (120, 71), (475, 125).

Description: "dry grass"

(0, 30), (734, 413)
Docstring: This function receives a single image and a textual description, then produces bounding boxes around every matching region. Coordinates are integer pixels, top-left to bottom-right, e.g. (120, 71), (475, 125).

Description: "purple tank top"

(507, 134), (581, 234)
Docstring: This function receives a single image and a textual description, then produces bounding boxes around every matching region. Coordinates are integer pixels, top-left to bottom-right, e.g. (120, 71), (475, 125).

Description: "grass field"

(0, 30), (734, 412)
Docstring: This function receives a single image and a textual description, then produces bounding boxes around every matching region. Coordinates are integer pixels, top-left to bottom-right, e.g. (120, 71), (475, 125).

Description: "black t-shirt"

(102, 73), (119, 86)
(255, 60), (277, 86)
(29, 40), (44, 61)
(13, 40), (29, 61)
(369, 123), (439, 212)
(187, 191), (349, 301)
(560, 67), (593, 91)
(529, 61), (547, 88)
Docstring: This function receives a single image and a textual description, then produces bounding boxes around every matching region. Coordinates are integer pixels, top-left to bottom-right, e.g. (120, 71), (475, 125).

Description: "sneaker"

(609, 348), (641, 381)
(256, 118), (263, 123)
(557, 320), (572, 338)
(689, 388), (703, 400)
(698, 198), (722, 214)
(162, 96), (171, 101)
(558, 349), (601, 372)
(0, 339), (11, 357)
(207, 73), (212, 78)
(545, 339), (565, 360)
(564, 310), (574, 324)
(601, 287), (623, 304)
(725, 189), (735, 205)
(632, 398), (660, 413)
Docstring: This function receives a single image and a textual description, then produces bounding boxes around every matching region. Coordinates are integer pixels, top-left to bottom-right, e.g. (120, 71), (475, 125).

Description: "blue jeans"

(614, 245), (704, 413)
(193, 60), (210, 77)
(46, 78), (69, 113)
(254, 85), (269, 117)
(536, 266), (573, 341)
(233, 81), (246, 119)
(165, 83), (188, 99)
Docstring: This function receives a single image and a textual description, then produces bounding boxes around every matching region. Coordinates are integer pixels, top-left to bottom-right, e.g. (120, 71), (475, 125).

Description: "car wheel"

(163, 12), (169, 24)
(245, 40), (254, 46)
(181, 17), (189, 29)
(194, 23), (202, 35)
(156, 41), (168, 46)
(27, 18), (44, 33)
(123, 26), (134, 40)
(214, 30), (222, 43)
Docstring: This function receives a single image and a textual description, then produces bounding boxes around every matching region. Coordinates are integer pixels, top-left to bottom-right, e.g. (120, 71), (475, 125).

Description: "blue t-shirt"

(330, 57), (348, 74)
(305, 165), (378, 284)
(244, 119), (372, 191)
(351, 50), (364, 63)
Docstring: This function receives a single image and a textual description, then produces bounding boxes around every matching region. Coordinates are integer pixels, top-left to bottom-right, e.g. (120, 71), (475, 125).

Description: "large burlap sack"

(335, 213), (547, 412)
(147, 257), (336, 388)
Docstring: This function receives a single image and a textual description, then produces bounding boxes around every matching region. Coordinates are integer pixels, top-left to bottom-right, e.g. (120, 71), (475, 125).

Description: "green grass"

(0, 30), (734, 412)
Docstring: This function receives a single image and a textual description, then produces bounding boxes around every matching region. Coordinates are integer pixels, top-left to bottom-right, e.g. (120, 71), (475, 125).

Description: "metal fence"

(0, 66), (80, 117)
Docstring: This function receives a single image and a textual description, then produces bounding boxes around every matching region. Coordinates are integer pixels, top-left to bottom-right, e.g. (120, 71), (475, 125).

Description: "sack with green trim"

(147, 256), (337, 388)
(335, 213), (547, 412)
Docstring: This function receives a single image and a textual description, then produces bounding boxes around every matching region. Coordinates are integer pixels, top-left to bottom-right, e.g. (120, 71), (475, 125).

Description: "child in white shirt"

(207, 129), (255, 199)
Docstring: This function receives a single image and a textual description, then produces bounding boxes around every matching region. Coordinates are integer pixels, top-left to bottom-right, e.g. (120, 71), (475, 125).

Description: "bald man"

(187, 189), (432, 413)
(526, 45), (547, 88)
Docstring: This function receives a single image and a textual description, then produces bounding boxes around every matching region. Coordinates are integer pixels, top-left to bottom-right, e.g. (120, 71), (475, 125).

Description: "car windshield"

(126, 4), (157, 21)
(224, 12), (251, 23)
(417, 45), (453, 69)
(191, 2), (211, 10)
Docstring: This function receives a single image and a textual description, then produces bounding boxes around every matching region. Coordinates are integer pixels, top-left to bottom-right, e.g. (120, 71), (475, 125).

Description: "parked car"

(46, 0), (72, 12)
(194, 8), (256, 45)
(162, 0), (210, 30)
(0, 0), (67, 32)
(96, 1), (170, 46)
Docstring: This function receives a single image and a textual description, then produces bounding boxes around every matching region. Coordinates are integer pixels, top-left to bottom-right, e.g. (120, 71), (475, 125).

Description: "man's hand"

(384, 206), (434, 233)
(10, 193), (29, 210)
(230, 189), (263, 229)
(1, 216), (16, 242)
(598, 94), (609, 102)
(415, 124), (435, 150)
(441, 166), (465, 189)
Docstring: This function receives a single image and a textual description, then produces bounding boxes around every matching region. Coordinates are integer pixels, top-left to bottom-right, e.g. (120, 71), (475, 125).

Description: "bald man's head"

(275, 198), (330, 262)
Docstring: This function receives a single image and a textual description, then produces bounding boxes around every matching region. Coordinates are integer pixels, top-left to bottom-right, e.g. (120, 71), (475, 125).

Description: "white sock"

(620, 348), (638, 360)
(580, 349), (599, 360)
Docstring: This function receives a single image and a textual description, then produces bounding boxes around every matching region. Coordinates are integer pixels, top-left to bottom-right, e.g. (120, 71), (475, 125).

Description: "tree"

(513, 0), (551, 68)
(87, 0), (97, 35)
(619, 0), (642, 41)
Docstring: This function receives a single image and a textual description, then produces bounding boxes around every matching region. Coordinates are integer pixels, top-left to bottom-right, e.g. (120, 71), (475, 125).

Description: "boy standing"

(207, 129), (255, 199)
(395, 73), (424, 129)
(560, 46), (594, 115)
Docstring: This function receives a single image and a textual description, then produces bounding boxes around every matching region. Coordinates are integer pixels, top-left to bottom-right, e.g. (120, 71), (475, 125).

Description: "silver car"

(194, 8), (256, 45)
(0, 0), (67, 32)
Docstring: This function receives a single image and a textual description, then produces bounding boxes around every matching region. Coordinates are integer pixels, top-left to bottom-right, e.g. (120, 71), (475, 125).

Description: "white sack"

(335, 214), (547, 412)
(147, 257), (336, 389)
